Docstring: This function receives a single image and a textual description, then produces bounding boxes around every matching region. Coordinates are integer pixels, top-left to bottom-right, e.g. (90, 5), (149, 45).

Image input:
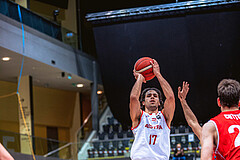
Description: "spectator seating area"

(87, 116), (134, 159)
(87, 116), (201, 159)
(170, 125), (201, 160)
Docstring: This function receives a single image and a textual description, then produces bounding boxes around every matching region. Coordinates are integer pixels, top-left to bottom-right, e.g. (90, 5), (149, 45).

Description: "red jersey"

(212, 152), (216, 160)
(210, 110), (240, 160)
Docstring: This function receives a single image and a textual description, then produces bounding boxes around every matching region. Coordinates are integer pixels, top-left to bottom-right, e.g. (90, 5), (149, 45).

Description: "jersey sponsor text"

(145, 124), (163, 129)
(224, 113), (240, 120)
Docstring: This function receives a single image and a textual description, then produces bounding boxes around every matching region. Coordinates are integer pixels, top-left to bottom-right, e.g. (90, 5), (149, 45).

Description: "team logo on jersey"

(152, 118), (157, 122)
(147, 113), (160, 126)
(156, 114), (161, 119)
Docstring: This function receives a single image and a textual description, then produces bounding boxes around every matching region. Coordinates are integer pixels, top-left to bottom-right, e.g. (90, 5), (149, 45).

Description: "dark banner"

(93, 10), (240, 128)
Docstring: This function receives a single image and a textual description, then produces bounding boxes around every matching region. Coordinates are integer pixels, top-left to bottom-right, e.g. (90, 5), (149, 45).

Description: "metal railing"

(0, 129), (73, 159)
(1, 128), (200, 160)
(0, 0), (80, 50)
(86, 0), (240, 21)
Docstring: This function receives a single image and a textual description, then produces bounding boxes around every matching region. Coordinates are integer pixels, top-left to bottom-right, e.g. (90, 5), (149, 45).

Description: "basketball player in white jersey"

(130, 59), (175, 160)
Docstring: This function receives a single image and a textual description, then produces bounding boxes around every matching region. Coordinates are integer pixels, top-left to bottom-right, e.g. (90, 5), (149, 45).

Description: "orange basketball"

(134, 57), (155, 81)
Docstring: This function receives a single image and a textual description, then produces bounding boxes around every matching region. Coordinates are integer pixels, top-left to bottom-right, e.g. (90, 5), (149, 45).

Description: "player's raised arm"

(178, 82), (202, 139)
(129, 69), (146, 128)
(151, 59), (175, 127)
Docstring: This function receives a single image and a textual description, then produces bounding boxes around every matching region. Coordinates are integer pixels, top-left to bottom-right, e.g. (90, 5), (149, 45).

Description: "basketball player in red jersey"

(130, 59), (175, 160)
(201, 79), (240, 160)
(178, 81), (217, 160)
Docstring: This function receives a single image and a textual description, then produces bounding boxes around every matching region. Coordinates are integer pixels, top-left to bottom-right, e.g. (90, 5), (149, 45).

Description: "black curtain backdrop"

(93, 10), (240, 129)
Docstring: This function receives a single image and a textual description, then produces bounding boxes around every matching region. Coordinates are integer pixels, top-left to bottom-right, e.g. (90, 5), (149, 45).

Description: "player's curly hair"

(140, 87), (164, 111)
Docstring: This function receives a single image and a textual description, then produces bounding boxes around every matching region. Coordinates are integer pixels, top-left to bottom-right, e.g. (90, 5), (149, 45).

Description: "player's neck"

(145, 109), (158, 114)
(221, 106), (239, 112)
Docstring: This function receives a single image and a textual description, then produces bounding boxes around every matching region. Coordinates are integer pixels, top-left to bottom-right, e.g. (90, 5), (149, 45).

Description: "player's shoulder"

(203, 121), (215, 128)
(202, 121), (216, 134)
(141, 110), (146, 116)
(138, 110), (144, 119)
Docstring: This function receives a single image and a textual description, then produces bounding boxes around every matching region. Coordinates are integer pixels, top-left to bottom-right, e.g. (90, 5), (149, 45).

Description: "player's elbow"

(167, 95), (175, 102)
(166, 96), (175, 108)
(130, 95), (139, 102)
(188, 120), (197, 128)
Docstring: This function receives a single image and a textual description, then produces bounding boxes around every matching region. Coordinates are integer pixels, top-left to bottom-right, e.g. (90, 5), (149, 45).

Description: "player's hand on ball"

(133, 69), (146, 83)
(150, 59), (160, 76)
(178, 81), (189, 101)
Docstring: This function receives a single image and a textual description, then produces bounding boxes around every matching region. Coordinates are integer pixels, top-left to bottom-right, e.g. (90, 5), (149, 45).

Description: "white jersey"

(130, 110), (170, 160)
